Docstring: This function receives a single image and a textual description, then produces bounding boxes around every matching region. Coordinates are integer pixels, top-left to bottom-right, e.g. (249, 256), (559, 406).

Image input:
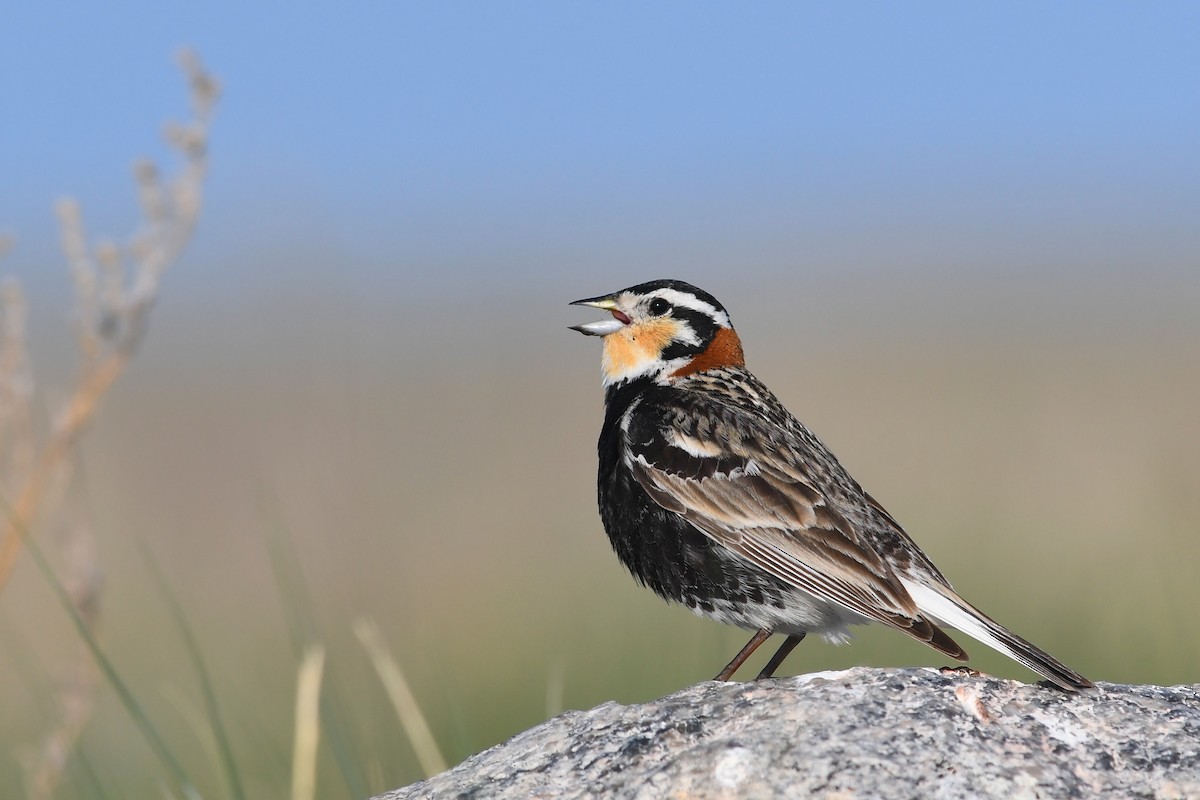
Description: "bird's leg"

(755, 633), (806, 680)
(713, 628), (773, 681)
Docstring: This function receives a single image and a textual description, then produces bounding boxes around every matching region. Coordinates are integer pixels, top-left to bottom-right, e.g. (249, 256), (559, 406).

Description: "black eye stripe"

(660, 307), (719, 362)
(674, 307), (717, 336)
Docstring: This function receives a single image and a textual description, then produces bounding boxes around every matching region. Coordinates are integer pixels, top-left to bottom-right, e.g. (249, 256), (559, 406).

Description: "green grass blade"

(0, 497), (202, 800)
(140, 542), (246, 800)
(71, 745), (113, 800)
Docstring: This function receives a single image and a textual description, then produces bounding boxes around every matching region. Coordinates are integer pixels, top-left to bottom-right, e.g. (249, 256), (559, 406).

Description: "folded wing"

(624, 393), (967, 659)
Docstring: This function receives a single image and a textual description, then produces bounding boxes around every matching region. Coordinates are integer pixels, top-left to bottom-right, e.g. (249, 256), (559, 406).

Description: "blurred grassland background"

(2, 4), (1199, 798)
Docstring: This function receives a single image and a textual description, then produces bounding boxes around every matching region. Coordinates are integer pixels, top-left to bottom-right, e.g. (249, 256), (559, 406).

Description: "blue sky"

(1, 3), (1197, 307)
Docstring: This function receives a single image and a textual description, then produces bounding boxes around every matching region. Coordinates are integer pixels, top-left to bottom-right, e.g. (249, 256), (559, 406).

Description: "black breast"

(595, 380), (789, 615)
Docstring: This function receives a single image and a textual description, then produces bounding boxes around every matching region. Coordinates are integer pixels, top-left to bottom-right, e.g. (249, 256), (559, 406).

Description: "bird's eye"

(648, 298), (672, 316)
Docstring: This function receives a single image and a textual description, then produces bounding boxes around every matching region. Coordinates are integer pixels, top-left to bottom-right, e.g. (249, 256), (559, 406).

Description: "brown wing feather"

(627, 395), (967, 659)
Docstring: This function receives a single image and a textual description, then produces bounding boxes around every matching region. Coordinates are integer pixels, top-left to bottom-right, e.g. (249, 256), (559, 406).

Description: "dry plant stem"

(292, 646), (327, 800)
(0, 349), (127, 590)
(0, 280), (35, 490)
(354, 618), (449, 777)
(27, 459), (102, 800)
(0, 50), (217, 798)
(0, 49), (218, 595)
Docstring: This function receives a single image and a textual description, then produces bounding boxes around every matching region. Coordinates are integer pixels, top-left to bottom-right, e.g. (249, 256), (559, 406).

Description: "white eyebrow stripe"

(628, 288), (732, 328)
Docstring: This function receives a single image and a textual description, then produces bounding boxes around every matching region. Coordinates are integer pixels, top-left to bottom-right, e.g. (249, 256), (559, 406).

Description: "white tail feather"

(898, 577), (1092, 691)
(900, 578), (1014, 661)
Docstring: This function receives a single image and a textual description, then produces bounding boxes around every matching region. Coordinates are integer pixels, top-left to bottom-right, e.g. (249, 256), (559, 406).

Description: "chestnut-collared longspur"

(570, 279), (1092, 690)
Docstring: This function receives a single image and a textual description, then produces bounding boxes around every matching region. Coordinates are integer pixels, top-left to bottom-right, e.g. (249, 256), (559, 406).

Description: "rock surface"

(375, 667), (1200, 799)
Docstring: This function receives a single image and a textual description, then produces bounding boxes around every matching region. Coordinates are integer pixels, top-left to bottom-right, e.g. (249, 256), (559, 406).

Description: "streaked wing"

(626, 391), (964, 655)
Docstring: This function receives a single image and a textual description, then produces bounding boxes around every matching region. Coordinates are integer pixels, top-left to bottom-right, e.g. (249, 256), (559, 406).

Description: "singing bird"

(571, 279), (1091, 690)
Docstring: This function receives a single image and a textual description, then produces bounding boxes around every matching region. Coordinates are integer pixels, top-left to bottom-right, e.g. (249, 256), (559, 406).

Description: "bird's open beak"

(569, 294), (631, 336)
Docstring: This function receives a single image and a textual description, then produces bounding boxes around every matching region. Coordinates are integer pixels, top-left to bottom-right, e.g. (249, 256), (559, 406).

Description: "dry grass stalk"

(24, 470), (103, 800)
(354, 618), (448, 778)
(0, 49), (219, 593)
(292, 645), (327, 800)
(0, 50), (219, 797)
(0, 279), (35, 492)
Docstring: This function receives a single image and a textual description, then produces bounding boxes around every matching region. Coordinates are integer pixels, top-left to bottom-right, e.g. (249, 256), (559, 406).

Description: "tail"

(900, 577), (1094, 692)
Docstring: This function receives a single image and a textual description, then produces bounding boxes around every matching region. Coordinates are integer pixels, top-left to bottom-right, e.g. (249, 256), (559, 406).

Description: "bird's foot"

(939, 665), (984, 678)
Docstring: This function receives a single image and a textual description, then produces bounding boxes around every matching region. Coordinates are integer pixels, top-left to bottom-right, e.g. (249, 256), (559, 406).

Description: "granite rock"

(374, 667), (1200, 799)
